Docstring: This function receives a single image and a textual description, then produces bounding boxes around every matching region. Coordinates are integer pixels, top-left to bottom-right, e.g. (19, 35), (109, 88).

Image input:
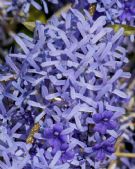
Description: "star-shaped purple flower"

(61, 143), (75, 162)
(92, 111), (118, 134)
(119, 0), (135, 22)
(93, 136), (116, 161)
(44, 123), (74, 162)
(44, 123), (67, 150)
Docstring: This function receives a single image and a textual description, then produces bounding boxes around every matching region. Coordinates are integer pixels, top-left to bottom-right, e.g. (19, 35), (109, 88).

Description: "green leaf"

(28, 5), (46, 22)
(23, 22), (36, 32)
(22, 6), (46, 31)
(109, 24), (135, 36)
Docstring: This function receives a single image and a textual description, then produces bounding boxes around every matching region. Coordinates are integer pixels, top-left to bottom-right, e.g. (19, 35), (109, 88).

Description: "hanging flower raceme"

(0, 7), (130, 168)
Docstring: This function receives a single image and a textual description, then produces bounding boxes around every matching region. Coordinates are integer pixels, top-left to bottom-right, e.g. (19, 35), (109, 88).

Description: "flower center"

(103, 118), (108, 122)
(54, 131), (59, 136)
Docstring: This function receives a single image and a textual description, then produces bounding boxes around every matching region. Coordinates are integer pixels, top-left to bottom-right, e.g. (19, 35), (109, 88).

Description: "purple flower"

(5, 0), (58, 19)
(72, 0), (90, 10)
(44, 123), (74, 161)
(93, 111), (118, 134)
(61, 144), (75, 162)
(0, 7), (130, 168)
(85, 0), (133, 28)
(93, 136), (116, 161)
(44, 123), (67, 150)
(119, 0), (135, 22)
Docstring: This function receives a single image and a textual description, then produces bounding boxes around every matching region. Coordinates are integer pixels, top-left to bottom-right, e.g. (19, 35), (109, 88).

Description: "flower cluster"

(119, 0), (135, 22)
(73, 0), (135, 44)
(0, 0), (59, 58)
(4, 0), (58, 17)
(71, 0), (135, 26)
(96, 0), (135, 24)
(0, 7), (130, 168)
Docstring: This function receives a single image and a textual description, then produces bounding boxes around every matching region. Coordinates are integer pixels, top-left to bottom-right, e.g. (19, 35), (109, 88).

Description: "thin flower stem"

(108, 160), (117, 169)
(123, 114), (135, 120)
(115, 152), (135, 158)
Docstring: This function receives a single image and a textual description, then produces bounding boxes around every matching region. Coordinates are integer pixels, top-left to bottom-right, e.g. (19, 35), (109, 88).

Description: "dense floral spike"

(0, 8), (130, 168)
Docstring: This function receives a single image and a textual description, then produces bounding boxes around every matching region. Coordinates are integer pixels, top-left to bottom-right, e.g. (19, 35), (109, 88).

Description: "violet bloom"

(61, 143), (75, 162)
(94, 0), (135, 26)
(93, 111), (118, 134)
(93, 136), (116, 161)
(44, 123), (67, 150)
(72, 0), (90, 10)
(0, 7), (130, 168)
(119, 0), (135, 22)
(44, 123), (74, 161)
